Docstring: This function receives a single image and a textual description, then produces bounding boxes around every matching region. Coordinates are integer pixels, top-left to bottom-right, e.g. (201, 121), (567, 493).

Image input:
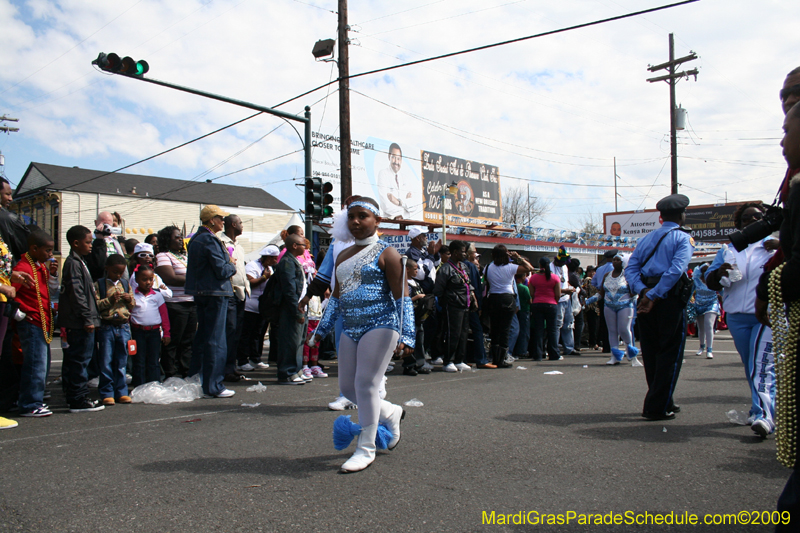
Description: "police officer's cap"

(656, 194), (690, 214)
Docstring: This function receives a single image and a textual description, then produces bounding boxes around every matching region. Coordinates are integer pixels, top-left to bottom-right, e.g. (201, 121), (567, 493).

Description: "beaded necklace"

(25, 253), (53, 344)
(448, 260), (471, 301)
(769, 263), (798, 468)
(168, 250), (187, 267)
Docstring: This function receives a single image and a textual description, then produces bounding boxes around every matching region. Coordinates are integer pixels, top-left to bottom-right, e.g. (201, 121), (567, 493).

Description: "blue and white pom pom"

(333, 415), (394, 450)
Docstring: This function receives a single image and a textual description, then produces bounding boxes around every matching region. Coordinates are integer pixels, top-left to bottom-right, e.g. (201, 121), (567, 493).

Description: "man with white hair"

(238, 245), (280, 371)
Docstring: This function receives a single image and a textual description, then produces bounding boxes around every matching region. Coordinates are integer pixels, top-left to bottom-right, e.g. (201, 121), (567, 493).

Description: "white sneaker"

(752, 419), (770, 438)
(504, 355), (515, 365)
(125, 374), (132, 385)
(300, 368), (313, 381)
(87, 377), (99, 389)
(254, 362), (270, 369)
(606, 356), (619, 365)
(630, 356), (643, 367)
(706, 351), (714, 359)
(310, 366), (328, 378)
(431, 357), (444, 365)
(455, 363), (471, 372)
(385, 363), (394, 374)
(443, 363), (458, 373)
(695, 346), (705, 356)
(203, 389), (235, 398)
(238, 363), (256, 372)
(328, 395), (357, 411)
(421, 362), (434, 372)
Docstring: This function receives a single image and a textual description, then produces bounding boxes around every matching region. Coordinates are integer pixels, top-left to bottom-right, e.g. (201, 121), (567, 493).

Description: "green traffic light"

(322, 206), (334, 217)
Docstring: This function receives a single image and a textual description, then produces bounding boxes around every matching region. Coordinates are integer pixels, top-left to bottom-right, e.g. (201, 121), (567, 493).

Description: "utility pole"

(338, 0), (352, 201)
(613, 157), (618, 212)
(646, 33), (698, 195)
(0, 115), (20, 134)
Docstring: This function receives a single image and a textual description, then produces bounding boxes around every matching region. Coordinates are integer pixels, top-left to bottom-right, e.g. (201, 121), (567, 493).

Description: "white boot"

(380, 400), (405, 450)
(340, 424), (378, 473)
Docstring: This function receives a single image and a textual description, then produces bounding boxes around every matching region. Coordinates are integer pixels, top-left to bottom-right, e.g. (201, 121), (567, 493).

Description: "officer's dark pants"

(637, 294), (685, 415)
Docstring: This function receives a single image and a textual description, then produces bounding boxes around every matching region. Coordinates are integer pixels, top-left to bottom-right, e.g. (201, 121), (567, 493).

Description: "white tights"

(697, 312), (718, 351)
(338, 328), (399, 428)
(604, 306), (634, 348)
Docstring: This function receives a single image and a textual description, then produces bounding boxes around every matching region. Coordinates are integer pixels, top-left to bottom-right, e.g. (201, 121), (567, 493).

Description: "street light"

(441, 181), (458, 245)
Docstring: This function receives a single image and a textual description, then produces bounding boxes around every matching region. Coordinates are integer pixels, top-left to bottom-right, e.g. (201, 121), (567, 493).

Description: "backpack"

(97, 277), (130, 300)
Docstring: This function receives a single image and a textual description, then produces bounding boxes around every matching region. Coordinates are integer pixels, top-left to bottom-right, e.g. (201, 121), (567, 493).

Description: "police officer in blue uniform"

(625, 194), (695, 420)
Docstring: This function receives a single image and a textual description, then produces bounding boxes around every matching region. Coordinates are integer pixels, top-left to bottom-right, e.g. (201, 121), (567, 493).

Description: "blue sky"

(0, 0), (796, 230)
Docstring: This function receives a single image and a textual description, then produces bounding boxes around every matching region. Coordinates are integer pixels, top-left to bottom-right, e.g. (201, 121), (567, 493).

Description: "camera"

(99, 223), (122, 236)
(729, 204), (783, 252)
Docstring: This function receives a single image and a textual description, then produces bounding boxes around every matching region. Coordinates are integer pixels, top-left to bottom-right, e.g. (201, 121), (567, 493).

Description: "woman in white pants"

(588, 254), (641, 366)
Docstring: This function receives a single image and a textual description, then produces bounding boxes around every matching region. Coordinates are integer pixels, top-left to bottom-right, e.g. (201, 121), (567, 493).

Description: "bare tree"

(502, 185), (552, 229)
(578, 210), (603, 234)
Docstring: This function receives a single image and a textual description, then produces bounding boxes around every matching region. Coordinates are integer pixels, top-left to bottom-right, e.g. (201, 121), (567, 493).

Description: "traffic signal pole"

(92, 53), (313, 236)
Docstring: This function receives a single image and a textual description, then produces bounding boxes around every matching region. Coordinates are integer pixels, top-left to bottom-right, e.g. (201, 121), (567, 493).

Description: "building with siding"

(10, 162), (297, 259)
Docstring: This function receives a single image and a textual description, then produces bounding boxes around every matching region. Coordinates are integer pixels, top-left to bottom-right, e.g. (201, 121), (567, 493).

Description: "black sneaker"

(69, 398), (105, 413)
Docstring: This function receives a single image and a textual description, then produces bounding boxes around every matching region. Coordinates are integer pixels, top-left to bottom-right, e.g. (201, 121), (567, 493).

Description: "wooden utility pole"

(337, 0), (352, 201)
(646, 33), (698, 194)
(0, 115), (20, 134)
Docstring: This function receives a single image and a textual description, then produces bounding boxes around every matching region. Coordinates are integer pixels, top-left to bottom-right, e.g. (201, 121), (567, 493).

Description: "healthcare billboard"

(603, 202), (752, 243)
(310, 132), (501, 226)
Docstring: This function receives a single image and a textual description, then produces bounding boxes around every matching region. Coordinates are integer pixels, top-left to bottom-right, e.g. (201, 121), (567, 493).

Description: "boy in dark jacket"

(59, 225), (104, 413)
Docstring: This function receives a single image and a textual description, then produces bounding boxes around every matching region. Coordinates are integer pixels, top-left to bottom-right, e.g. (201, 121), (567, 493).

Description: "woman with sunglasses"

(128, 243), (172, 298)
(705, 203), (778, 438)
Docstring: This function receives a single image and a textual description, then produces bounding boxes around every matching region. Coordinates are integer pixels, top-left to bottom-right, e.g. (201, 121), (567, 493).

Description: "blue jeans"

(17, 320), (51, 412)
(224, 296), (245, 375)
(531, 303), (559, 360)
(131, 328), (162, 387)
(555, 300), (575, 354)
(62, 328), (96, 406)
(514, 310), (530, 356)
(189, 295), (228, 395)
(507, 314), (519, 357)
(98, 323), (131, 399)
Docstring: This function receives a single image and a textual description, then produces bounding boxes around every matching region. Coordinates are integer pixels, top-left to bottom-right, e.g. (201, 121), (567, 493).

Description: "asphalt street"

(0, 331), (789, 532)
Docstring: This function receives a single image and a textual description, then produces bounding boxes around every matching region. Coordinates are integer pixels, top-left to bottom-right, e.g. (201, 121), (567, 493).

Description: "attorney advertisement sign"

(603, 202), (750, 243)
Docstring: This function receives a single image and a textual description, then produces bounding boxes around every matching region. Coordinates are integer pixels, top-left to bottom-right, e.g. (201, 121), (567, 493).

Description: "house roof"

(15, 162), (293, 211)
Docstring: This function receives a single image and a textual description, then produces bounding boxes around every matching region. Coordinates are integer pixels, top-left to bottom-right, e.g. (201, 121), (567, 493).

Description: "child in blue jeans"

(130, 265), (170, 386)
(95, 254), (135, 406)
(13, 229), (55, 418)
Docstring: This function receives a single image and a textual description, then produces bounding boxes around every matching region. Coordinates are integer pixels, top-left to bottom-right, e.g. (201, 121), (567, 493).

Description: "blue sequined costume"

(693, 268), (720, 315)
(316, 240), (415, 348)
(603, 271), (636, 312)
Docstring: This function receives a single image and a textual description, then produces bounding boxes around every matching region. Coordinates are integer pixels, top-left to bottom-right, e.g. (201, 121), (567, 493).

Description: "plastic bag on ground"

(543, 371), (563, 375)
(404, 398), (424, 407)
(726, 409), (749, 425)
(131, 375), (202, 404)
(246, 382), (267, 393)
(516, 366), (527, 370)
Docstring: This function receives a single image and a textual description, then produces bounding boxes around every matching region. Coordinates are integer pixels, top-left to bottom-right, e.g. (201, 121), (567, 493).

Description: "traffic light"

(93, 52), (149, 76)
(322, 181), (334, 218)
(305, 177), (323, 219)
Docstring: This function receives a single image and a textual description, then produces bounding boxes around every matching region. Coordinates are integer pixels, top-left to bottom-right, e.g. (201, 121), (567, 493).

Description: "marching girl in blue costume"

(309, 197), (415, 473)
(691, 264), (720, 359)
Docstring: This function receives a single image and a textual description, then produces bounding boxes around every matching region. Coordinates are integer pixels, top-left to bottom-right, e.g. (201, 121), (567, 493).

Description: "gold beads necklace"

(769, 263), (798, 468)
(24, 253), (54, 345)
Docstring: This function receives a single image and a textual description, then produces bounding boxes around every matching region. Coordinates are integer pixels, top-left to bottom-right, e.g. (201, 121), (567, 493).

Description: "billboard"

(421, 151), (502, 226)
(603, 202), (751, 243)
(311, 132), (501, 226)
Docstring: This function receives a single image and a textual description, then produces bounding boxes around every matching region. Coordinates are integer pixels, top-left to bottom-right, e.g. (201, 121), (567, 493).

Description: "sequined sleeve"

(314, 296), (340, 340)
(396, 296), (415, 348)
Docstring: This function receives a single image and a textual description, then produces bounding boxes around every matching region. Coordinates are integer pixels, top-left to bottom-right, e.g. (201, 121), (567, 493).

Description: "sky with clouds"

(0, 0), (796, 231)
